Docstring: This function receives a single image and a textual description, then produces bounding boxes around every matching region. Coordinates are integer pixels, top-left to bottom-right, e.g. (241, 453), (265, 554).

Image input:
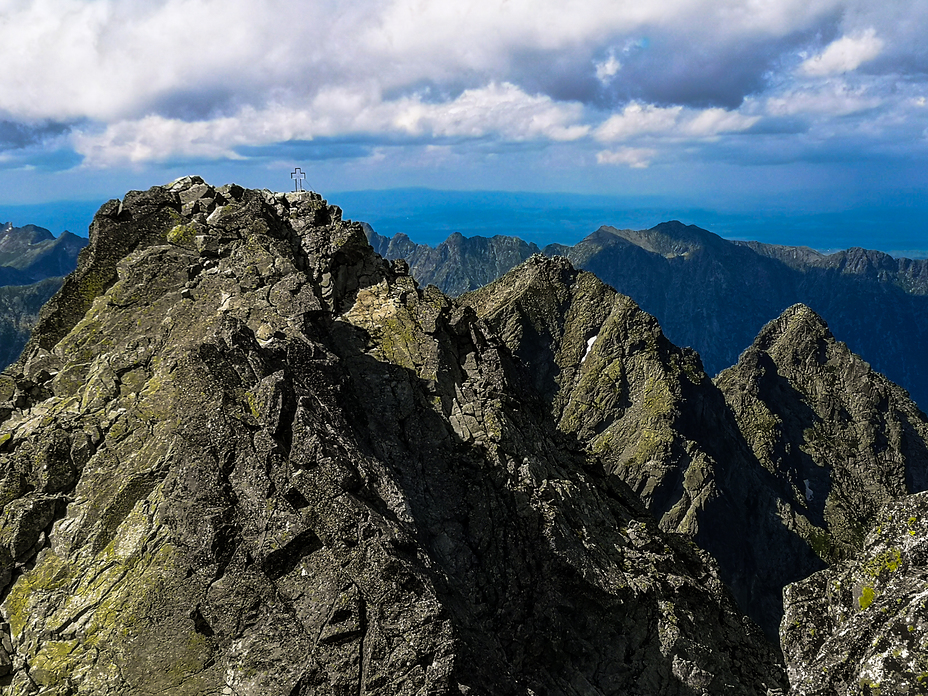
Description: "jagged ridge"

(0, 178), (785, 695)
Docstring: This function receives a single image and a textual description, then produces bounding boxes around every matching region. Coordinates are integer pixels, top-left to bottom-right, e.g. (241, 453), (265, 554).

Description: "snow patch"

(582, 335), (598, 363)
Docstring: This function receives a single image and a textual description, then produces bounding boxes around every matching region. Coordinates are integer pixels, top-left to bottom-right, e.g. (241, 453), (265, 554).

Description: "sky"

(0, 0), (927, 251)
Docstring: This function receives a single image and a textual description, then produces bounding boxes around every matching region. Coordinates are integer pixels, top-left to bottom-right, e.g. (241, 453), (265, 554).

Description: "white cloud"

(595, 54), (622, 84)
(765, 83), (881, 117)
(680, 108), (759, 137)
(72, 83), (589, 166)
(596, 147), (656, 168)
(799, 28), (884, 76)
(595, 102), (757, 142)
(390, 83), (589, 141)
(595, 103), (683, 141)
(0, 0), (926, 173)
(0, 0), (856, 125)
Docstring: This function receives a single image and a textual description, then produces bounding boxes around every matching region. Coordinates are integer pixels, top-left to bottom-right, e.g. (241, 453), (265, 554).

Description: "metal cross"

(291, 167), (305, 192)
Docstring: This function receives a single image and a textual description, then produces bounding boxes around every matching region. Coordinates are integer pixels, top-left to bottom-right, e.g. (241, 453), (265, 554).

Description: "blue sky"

(1, 0), (927, 251)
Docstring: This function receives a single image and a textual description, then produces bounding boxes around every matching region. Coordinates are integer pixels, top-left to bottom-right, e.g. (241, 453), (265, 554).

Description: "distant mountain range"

(0, 223), (86, 367)
(367, 222), (928, 408)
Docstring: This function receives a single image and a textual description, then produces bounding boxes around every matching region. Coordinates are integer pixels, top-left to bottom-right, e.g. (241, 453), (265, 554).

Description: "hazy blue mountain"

(364, 223), (540, 296)
(0, 222), (86, 370)
(0, 222), (86, 284)
(370, 220), (928, 408)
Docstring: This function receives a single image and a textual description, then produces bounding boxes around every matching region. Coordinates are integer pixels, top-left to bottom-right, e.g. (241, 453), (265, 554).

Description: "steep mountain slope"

(0, 224), (85, 284)
(371, 222), (928, 408)
(0, 279), (63, 369)
(463, 259), (928, 640)
(559, 223), (928, 410)
(717, 304), (928, 563)
(0, 178), (785, 695)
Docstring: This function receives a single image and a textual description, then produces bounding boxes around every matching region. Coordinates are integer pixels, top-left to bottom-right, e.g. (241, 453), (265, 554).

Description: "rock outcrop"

(0, 178), (785, 695)
(781, 491), (928, 694)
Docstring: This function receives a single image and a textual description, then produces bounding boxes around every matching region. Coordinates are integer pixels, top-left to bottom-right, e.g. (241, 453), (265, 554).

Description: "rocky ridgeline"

(462, 257), (928, 644)
(369, 222), (928, 410)
(0, 178), (786, 695)
(365, 226), (541, 297)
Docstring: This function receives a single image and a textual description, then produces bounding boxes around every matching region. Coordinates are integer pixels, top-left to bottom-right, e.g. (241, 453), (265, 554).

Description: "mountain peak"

(590, 220), (723, 258)
(0, 178), (788, 695)
(752, 302), (833, 353)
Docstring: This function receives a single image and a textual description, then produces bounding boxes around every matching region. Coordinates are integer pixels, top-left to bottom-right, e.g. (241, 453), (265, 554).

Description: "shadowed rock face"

(0, 178), (786, 695)
(462, 259), (928, 642)
(718, 304), (928, 564)
(0, 280), (63, 370)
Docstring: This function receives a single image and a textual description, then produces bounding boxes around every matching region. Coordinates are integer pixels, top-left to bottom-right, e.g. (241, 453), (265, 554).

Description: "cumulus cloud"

(594, 102), (758, 141)
(72, 83), (590, 166)
(799, 28), (884, 76)
(0, 0), (925, 173)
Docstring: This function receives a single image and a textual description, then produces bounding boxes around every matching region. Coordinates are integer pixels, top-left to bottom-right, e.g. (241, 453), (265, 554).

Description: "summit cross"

(291, 167), (305, 192)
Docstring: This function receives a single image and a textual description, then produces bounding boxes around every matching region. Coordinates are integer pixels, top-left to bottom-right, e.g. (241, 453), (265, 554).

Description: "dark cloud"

(510, 48), (602, 104)
(0, 120), (71, 150)
(149, 87), (244, 121)
(508, 20), (841, 111)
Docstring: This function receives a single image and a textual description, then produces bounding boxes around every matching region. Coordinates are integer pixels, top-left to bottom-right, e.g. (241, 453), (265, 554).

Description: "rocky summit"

(0, 178), (787, 695)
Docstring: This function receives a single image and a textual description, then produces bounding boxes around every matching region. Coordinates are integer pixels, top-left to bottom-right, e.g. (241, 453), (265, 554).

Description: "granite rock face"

(781, 491), (928, 694)
(0, 178), (786, 695)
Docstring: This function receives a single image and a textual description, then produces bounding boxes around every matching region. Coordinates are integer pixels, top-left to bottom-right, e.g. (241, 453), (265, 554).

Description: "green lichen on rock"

(863, 548), (903, 578)
(859, 585), (876, 610)
(166, 223), (199, 249)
